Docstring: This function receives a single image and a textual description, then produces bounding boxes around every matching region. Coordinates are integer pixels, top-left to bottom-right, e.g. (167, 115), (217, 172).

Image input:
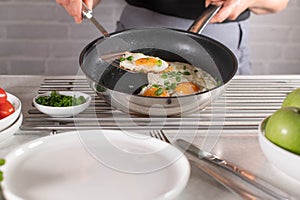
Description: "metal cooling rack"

(20, 76), (300, 134)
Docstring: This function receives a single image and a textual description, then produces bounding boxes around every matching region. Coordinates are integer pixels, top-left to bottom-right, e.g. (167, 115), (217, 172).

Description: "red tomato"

(0, 100), (15, 119)
(0, 88), (7, 104)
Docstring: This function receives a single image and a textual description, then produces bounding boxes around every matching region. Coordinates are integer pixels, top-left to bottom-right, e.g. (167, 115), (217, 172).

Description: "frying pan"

(79, 5), (237, 116)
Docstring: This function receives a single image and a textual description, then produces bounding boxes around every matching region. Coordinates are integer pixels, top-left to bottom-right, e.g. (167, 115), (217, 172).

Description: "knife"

(176, 139), (291, 200)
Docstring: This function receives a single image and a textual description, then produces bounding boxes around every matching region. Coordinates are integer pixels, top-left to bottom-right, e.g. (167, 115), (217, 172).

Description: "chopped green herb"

(0, 158), (5, 182)
(152, 84), (159, 88)
(161, 73), (168, 79)
(126, 56), (133, 61)
(171, 83), (177, 89)
(156, 60), (162, 66)
(183, 71), (191, 76)
(214, 77), (223, 86)
(154, 88), (164, 96)
(75, 96), (86, 105)
(183, 66), (187, 70)
(176, 76), (181, 82)
(96, 85), (106, 92)
(119, 57), (126, 62)
(166, 86), (170, 90)
(170, 71), (176, 77)
(164, 80), (170, 85)
(35, 91), (86, 107)
(0, 159), (5, 166)
(217, 80), (223, 86)
(176, 71), (182, 75)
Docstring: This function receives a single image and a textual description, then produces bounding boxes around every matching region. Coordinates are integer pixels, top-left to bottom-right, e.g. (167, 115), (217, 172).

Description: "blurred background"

(0, 0), (299, 75)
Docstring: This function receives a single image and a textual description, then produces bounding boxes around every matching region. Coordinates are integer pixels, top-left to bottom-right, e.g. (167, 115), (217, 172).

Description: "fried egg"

(119, 52), (169, 73)
(140, 86), (170, 97)
(139, 62), (217, 97)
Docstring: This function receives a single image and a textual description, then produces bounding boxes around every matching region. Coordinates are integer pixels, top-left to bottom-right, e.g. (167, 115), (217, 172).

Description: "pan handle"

(188, 4), (221, 34)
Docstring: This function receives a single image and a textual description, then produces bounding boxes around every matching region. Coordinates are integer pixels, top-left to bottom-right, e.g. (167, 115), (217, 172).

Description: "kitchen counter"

(1, 75), (300, 200)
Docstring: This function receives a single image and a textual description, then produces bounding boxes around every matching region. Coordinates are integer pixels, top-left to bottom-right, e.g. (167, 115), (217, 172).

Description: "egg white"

(119, 52), (169, 73)
(140, 62), (217, 97)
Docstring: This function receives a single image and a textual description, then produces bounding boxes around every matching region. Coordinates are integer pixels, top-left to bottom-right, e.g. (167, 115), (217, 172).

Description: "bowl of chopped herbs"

(33, 91), (91, 117)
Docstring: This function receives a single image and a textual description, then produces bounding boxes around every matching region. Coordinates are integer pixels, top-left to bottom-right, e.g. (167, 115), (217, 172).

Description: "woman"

(56, 0), (288, 75)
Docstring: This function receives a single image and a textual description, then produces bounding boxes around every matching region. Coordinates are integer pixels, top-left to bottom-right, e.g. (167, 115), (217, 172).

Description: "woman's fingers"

(206, 0), (249, 23)
(84, 0), (93, 10)
(69, 0), (83, 23)
(205, 0), (228, 23)
(210, 2), (235, 23)
(56, 0), (89, 23)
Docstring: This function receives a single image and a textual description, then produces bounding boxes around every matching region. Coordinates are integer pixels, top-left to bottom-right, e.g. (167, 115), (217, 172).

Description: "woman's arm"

(249, 0), (289, 14)
(56, 0), (101, 23)
(206, 0), (289, 23)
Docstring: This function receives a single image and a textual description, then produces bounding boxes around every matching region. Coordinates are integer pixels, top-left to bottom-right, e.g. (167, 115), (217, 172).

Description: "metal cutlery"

(149, 130), (292, 200)
(81, 2), (109, 37)
(81, 3), (142, 74)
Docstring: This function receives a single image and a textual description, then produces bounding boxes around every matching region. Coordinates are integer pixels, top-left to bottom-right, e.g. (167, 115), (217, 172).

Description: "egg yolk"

(174, 82), (200, 95)
(143, 87), (170, 97)
(135, 57), (161, 68)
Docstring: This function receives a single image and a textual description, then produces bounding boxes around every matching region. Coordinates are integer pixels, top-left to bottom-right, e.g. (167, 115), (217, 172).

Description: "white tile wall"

(249, 0), (300, 74)
(0, 0), (299, 75)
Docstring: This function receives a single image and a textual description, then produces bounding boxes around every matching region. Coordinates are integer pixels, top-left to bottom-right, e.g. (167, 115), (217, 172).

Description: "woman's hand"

(206, 0), (255, 23)
(56, 0), (96, 24)
(206, 0), (289, 23)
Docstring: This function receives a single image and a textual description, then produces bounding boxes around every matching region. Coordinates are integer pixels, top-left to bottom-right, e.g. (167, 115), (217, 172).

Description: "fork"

(149, 130), (171, 143)
(149, 130), (292, 200)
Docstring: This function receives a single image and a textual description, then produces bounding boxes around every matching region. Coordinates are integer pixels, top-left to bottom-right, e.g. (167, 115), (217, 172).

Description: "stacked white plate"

(1, 130), (190, 200)
(0, 93), (22, 143)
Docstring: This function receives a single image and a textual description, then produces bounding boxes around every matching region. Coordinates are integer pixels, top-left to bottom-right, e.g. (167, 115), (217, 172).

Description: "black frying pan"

(79, 5), (237, 116)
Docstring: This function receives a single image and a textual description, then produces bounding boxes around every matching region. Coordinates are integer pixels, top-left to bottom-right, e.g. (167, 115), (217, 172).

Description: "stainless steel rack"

(20, 76), (300, 134)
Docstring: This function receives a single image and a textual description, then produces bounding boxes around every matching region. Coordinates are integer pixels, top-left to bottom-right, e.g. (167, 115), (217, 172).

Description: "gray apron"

(116, 5), (251, 75)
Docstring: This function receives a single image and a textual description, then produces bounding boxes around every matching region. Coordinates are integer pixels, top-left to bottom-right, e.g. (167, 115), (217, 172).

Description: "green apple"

(265, 107), (300, 155)
(282, 88), (300, 108)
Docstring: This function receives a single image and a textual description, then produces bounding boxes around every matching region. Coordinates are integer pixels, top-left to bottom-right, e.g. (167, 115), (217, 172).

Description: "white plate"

(33, 91), (91, 117)
(0, 113), (23, 143)
(0, 93), (22, 131)
(1, 130), (190, 200)
(258, 117), (300, 182)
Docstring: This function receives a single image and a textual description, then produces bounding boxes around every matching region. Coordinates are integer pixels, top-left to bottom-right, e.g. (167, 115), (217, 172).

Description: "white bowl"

(0, 114), (23, 144)
(33, 91), (91, 117)
(0, 93), (22, 131)
(258, 117), (300, 182)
